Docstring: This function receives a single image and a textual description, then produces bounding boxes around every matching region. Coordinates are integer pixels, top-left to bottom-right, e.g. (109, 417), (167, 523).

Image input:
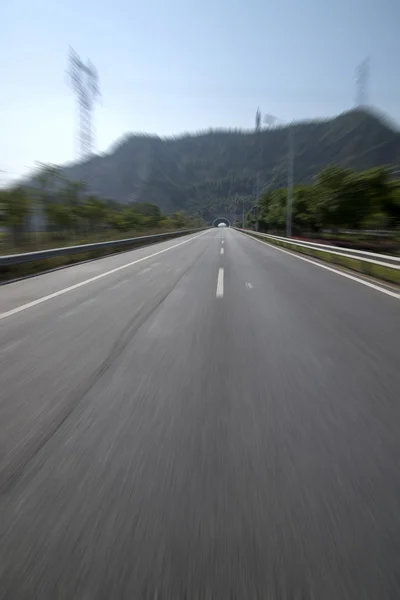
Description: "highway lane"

(0, 230), (211, 486)
(0, 227), (399, 599)
(0, 230), (210, 316)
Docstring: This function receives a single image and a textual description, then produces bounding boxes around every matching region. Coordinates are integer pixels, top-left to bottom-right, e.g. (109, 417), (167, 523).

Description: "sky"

(1, 0), (399, 184)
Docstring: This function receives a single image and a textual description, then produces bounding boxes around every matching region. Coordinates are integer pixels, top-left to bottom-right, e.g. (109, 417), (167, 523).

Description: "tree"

(131, 202), (162, 226)
(3, 187), (31, 245)
(121, 206), (146, 231)
(259, 188), (287, 231)
(171, 211), (187, 229)
(32, 163), (61, 205)
(82, 196), (107, 232)
(44, 202), (72, 233)
(389, 184), (400, 227)
(315, 166), (353, 230)
(61, 180), (86, 234)
(292, 185), (319, 232)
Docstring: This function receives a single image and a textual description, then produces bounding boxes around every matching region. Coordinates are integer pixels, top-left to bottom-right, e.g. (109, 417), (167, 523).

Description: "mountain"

(50, 108), (400, 222)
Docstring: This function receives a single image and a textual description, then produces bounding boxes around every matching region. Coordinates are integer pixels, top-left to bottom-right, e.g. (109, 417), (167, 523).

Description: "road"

(0, 227), (399, 599)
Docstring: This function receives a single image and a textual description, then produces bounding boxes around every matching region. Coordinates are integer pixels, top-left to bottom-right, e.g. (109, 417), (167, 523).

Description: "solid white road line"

(216, 268), (224, 298)
(220, 248), (224, 255)
(0, 230), (210, 321)
(241, 233), (400, 300)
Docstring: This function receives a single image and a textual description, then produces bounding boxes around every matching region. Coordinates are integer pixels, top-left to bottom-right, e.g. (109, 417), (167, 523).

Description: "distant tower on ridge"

(67, 47), (100, 160)
(255, 107), (261, 132)
(355, 58), (369, 107)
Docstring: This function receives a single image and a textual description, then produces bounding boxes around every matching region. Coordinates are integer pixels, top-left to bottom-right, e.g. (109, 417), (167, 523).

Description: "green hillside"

(50, 108), (400, 222)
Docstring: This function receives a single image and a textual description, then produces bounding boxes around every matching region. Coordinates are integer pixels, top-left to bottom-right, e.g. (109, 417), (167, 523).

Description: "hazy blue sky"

(1, 0), (399, 183)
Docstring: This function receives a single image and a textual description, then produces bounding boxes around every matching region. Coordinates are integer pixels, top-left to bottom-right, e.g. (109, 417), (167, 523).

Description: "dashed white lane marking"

(150, 262), (161, 267)
(216, 268), (224, 298)
(242, 232), (400, 301)
(61, 297), (96, 319)
(245, 282), (253, 289)
(82, 298), (96, 306)
(1, 339), (23, 354)
(62, 309), (78, 319)
(0, 230), (210, 321)
(138, 267), (152, 275)
(220, 248), (224, 255)
(221, 240), (224, 245)
(111, 278), (130, 290)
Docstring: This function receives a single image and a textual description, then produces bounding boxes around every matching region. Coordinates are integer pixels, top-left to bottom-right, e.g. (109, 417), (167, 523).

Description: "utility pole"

(233, 194), (245, 228)
(264, 114), (295, 237)
(255, 173), (260, 231)
(255, 108), (262, 231)
(286, 125), (294, 238)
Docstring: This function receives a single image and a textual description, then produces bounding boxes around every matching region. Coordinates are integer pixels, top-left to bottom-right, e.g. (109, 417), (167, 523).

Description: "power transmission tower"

(68, 47), (100, 160)
(355, 58), (369, 107)
(255, 107), (261, 132)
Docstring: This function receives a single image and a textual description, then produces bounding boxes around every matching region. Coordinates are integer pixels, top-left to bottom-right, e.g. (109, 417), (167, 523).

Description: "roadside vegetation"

(249, 166), (400, 254)
(0, 165), (205, 255)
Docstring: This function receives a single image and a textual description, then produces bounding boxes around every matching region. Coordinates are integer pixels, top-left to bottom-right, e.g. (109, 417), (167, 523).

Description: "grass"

(0, 227), (188, 256)
(0, 227), (204, 283)
(268, 230), (400, 256)
(243, 232), (400, 286)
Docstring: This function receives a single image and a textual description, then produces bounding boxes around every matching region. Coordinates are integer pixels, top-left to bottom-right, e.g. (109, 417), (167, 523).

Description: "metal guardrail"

(0, 228), (208, 267)
(236, 229), (400, 269)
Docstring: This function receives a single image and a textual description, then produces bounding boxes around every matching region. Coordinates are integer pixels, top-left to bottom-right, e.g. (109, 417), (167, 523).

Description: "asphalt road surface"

(0, 228), (399, 599)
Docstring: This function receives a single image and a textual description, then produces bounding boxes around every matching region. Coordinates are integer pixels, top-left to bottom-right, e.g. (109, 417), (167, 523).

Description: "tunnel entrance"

(213, 218), (230, 227)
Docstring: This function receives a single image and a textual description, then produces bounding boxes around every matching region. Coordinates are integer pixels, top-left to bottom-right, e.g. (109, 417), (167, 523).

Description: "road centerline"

(216, 268), (224, 298)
